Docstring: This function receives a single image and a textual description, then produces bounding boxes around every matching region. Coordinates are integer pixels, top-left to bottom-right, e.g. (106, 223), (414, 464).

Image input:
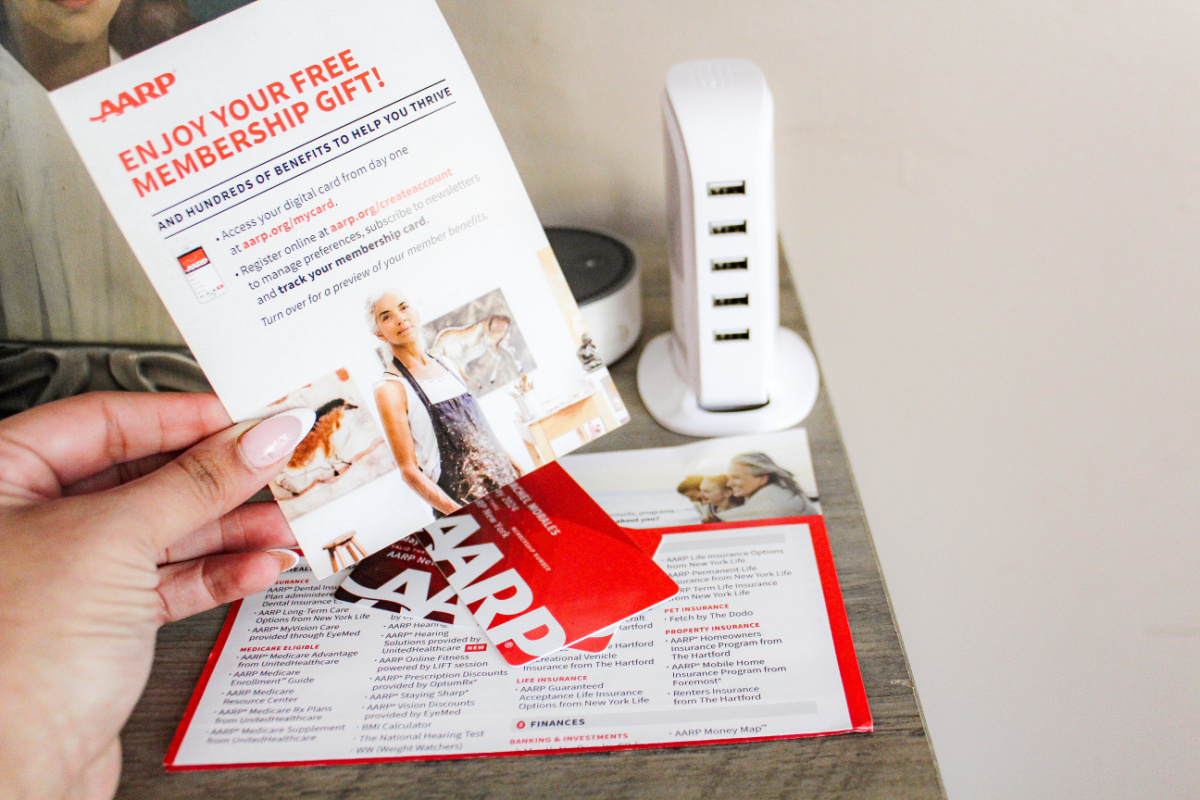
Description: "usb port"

(711, 257), (748, 271)
(714, 330), (751, 341)
(713, 294), (749, 307)
(707, 180), (746, 196)
(709, 220), (748, 235)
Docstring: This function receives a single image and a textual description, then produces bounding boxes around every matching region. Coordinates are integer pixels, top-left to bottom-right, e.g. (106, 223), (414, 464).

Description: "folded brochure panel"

(48, 0), (629, 580)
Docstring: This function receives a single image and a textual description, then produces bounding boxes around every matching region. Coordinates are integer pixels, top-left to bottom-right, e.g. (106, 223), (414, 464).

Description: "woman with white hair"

(718, 452), (820, 521)
(366, 287), (518, 514)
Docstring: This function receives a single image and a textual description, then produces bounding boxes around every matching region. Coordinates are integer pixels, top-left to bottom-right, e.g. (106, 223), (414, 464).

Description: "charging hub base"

(637, 327), (819, 437)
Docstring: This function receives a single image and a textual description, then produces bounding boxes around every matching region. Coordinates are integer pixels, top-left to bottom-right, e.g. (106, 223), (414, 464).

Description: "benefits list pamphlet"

(165, 516), (870, 769)
(49, 0), (627, 579)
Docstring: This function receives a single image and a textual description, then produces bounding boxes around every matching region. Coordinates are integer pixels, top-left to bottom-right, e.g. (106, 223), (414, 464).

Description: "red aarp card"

(335, 474), (668, 657)
(418, 462), (678, 666)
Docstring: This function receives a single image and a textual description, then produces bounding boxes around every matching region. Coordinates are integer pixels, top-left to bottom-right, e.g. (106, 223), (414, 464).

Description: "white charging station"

(638, 58), (819, 437)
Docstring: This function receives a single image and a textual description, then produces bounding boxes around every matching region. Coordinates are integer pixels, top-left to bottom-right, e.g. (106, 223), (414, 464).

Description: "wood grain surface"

(112, 247), (944, 799)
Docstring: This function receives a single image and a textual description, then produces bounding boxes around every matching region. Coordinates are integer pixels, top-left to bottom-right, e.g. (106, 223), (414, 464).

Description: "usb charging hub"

(657, 58), (778, 410)
(638, 58), (820, 436)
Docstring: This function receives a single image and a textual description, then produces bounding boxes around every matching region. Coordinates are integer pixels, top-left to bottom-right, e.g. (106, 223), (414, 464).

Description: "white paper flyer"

(49, 0), (627, 578)
(165, 517), (870, 770)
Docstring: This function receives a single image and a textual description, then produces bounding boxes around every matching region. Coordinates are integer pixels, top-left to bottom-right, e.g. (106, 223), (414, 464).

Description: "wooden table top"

(113, 247), (944, 799)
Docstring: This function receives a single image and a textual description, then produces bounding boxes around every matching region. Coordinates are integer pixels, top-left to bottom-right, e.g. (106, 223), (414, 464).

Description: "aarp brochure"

(165, 517), (870, 770)
(50, 0), (628, 578)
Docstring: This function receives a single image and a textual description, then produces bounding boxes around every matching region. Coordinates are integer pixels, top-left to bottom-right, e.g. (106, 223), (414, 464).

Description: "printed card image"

(336, 512), (666, 655)
(176, 244), (225, 303)
(260, 368), (395, 519)
(334, 535), (618, 652)
(424, 288), (534, 396)
(416, 462), (679, 666)
(335, 533), (477, 628)
(562, 428), (823, 529)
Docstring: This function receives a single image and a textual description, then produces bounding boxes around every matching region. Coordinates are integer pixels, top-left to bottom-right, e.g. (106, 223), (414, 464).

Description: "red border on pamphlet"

(164, 518), (871, 771)
(647, 516), (872, 733)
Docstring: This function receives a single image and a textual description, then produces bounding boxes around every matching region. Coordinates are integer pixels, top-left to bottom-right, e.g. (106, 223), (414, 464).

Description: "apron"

(391, 355), (518, 507)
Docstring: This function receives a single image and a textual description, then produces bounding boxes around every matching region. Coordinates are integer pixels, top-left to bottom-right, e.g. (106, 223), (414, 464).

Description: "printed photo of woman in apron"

(366, 287), (520, 515)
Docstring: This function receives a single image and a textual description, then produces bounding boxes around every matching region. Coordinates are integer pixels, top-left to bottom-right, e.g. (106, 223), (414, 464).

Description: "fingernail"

(238, 408), (317, 469)
(268, 548), (302, 572)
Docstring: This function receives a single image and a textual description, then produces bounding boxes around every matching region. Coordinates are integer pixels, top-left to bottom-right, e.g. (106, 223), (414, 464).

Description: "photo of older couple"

(677, 452), (819, 524)
(556, 429), (822, 530)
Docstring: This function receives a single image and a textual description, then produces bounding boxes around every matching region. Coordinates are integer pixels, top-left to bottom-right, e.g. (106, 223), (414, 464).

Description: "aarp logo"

(89, 72), (175, 122)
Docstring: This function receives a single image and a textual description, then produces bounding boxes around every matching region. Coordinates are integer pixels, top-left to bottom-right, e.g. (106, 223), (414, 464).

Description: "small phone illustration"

(177, 245), (226, 303)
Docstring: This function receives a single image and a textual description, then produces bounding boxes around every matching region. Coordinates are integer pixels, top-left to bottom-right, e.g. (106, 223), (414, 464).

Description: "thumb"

(111, 408), (316, 552)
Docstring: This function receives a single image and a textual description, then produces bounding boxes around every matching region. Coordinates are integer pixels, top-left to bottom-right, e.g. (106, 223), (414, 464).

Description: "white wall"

(441, 2), (1200, 798)
(783, 6), (1200, 797)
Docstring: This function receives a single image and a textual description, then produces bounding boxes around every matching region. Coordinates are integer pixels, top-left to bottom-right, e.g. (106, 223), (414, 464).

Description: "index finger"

(0, 392), (231, 496)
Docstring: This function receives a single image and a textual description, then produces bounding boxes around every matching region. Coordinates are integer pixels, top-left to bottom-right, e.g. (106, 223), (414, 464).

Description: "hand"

(0, 393), (315, 800)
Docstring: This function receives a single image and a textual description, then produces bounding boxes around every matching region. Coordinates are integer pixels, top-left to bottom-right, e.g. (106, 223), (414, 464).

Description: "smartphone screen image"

(177, 245), (226, 303)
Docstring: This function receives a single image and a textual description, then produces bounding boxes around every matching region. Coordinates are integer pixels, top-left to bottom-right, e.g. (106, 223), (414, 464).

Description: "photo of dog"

(259, 368), (397, 518)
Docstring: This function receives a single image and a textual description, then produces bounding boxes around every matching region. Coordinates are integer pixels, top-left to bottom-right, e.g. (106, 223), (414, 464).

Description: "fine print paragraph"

(214, 147), (488, 327)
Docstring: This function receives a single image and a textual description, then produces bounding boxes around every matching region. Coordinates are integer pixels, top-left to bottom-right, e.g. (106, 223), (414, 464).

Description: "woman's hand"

(0, 392), (314, 800)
